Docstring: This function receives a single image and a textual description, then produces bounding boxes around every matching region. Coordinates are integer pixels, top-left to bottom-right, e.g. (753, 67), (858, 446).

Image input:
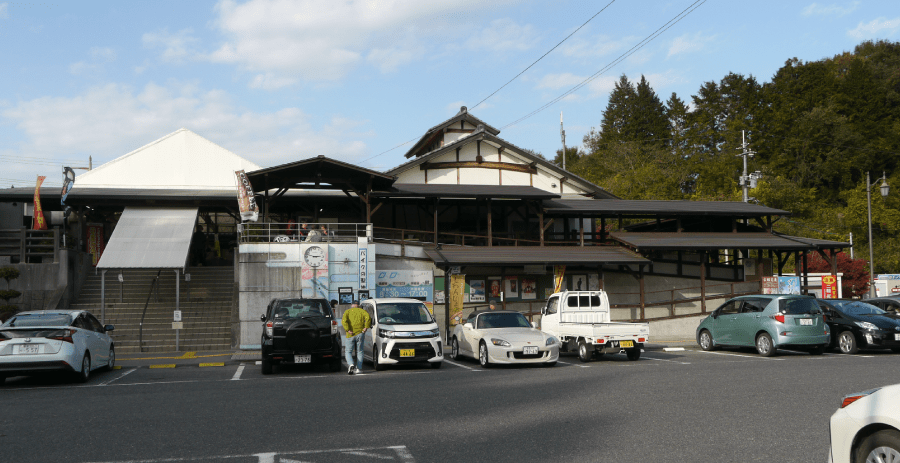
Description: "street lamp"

(867, 171), (890, 298)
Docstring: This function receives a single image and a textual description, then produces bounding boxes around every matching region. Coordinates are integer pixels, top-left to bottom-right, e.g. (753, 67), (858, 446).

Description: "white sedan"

(449, 310), (559, 368)
(0, 310), (116, 383)
(828, 383), (900, 463)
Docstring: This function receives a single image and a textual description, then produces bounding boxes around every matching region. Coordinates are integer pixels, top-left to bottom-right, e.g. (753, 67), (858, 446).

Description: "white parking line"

(442, 359), (481, 371)
(85, 445), (415, 463)
(557, 360), (590, 368)
(696, 351), (783, 360)
(99, 368), (137, 386)
(231, 364), (245, 381)
(643, 356), (691, 365)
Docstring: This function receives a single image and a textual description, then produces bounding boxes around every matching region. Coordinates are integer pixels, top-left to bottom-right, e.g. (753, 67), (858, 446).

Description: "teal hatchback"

(696, 295), (830, 356)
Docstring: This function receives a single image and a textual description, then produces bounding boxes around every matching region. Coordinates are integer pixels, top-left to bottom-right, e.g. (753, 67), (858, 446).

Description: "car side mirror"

(711, 312), (718, 319)
(260, 314), (267, 322)
(104, 324), (115, 332)
(531, 322), (537, 328)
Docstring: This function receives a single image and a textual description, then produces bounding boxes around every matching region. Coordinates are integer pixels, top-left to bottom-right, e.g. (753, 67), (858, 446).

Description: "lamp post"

(867, 171), (890, 298)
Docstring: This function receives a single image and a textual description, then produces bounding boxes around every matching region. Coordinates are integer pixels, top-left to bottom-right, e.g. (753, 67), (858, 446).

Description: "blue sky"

(1, 0), (898, 189)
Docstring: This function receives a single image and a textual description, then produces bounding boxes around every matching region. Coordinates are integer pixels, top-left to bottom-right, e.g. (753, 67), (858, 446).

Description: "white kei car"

(828, 383), (900, 463)
(0, 310), (116, 383)
(449, 310), (559, 368)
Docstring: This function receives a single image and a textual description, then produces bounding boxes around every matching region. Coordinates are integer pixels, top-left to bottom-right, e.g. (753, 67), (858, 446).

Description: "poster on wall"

(469, 280), (485, 302)
(761, 276), (778, 294)
(357, 290), (370, 301)
(505, 276), (518, 298)
(778, 276), (801, 295)
(571, 274), (587, 291)
(338, 287), (353, 304)
(588, 274), (600, 291)
(522, 278), (536, 300)
(375, 270), (433, 301)
(488, 277), (502, 298)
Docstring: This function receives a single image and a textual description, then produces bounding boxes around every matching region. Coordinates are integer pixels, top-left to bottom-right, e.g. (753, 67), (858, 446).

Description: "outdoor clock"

(304, 245), (326, 268)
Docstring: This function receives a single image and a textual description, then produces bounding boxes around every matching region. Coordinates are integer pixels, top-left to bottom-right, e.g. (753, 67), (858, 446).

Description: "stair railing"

(139, 270), (163, 353)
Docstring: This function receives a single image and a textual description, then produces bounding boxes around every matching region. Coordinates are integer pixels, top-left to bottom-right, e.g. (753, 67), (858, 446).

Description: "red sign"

(86, 224), (105, 266)
(821, 275), (838, 299)
(33, 176), (47, 230)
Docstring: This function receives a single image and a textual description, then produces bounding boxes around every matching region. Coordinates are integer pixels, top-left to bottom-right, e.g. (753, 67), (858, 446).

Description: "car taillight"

(48, 329), (76, 343)
(841, 388), (881, 408)
(331, 320), (338, 335)
(265, 322), (273, 337)
(771, 314), (785, 323)
(638, 338), (645, 343)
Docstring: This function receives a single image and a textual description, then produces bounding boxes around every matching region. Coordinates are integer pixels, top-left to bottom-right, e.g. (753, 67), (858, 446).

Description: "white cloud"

(537, 73), (587, 90)
(1, 83), (372, 168)
(465, 18), (539, 52)
(848, 17), (900, 39)
(667, 32), (716, 57)
(559, 34), (636, 59)
(143, 28), (199, 63)
(0, 3), (7, 19)
(802, 2), (859, 17)
(69, 47), (117, 75)
(205, 0), (521, 87)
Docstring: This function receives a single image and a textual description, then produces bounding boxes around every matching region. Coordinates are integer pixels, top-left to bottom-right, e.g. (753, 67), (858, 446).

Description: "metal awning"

(425, 245), (649, 266)
(97, 207), (199, 269)
(609, 232), (849, 252)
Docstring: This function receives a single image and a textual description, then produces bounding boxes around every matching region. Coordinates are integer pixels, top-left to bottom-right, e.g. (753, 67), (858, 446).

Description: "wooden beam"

(445, 128), (474, 134)
(420, 161), (538, 174)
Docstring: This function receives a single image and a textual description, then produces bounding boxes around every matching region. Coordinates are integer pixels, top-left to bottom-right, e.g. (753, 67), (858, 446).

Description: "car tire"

(891, 347), (900, 353)
(625, 348), (641, 361)
(478, 342), (491, 368)
(855, 429), (900, 463)
(450, 337), (459, 360)
(838, 331), (859, 354)
(755, 333), (776, 357)
(373, 346), (384, 371)
(261, 357), (273, 375)
(430, 361), (442, 369)
(809, 344), (826, 355)
(76, 352), (91, 383)
(105, 345), (116, 371)
(698, 330), (717, 351)
(577, 340), (592, 363)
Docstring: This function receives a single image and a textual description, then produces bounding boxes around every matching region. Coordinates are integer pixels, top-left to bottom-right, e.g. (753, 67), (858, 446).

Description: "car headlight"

(855, 321), (878, 331)
(379, 329), (395, 338)
(490, 338), (511, 347)
(430, 328), (440, 337)
(545, 336), (559, 346)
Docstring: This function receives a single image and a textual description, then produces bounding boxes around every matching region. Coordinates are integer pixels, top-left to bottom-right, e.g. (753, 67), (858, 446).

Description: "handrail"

(138, 270), (162, 353)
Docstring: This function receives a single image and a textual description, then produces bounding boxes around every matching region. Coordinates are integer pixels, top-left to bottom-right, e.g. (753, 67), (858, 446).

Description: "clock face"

(304, 246), (326, 267)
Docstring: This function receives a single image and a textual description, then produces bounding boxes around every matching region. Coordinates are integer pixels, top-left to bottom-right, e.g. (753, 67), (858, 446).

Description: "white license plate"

(523, 346), (539, 355)
(294, 355), (311, 363)
(15, 344), (40, 355)
(895, 334), (900, 341)
(799, 319), (813, 326)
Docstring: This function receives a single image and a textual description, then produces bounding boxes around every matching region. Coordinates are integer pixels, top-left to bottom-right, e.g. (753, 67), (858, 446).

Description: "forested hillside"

(564, 39), (900, 274)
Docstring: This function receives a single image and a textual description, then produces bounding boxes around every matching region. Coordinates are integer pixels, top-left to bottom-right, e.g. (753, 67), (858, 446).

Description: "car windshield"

(376, 303), (433, 325)
(2, 313), (73, 327)
(272, 300), (332, 319)
(830, 301), (886, 316)
(778, 298), (820, 315)
(476, 312), (531, 329)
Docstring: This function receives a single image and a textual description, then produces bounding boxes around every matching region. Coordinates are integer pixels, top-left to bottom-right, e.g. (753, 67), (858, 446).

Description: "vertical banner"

(60, 167), (75, 205)
(822, 275), (838, 299)
(234, 170), (259, 222)
(358, 246), (368, 290)
(449, 274), (465, 326)
(33, 176), (47, 230)
(553, 265), (566, 293)
(86, 223), (105, 266)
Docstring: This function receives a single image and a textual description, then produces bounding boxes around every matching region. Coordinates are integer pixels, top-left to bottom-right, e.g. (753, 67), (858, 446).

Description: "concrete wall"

(0, 249), (90, 315)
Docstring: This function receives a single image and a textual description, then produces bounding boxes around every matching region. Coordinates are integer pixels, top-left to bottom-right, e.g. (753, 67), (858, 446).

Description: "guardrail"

(238, 222), (371, 244)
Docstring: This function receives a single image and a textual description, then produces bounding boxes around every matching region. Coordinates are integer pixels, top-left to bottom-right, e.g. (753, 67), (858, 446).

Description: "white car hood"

(484, 328), (546, 342)
(379, 323), (437, 332)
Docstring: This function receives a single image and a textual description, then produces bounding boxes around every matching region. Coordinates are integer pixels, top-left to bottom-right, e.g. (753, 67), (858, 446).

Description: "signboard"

(234, 170), (259, 222)
(821, 275), (838, 299)
(358, 248), (368, 289)
(469, 279), (485, 302)
(778, 276), (801, 295)
(523, 264), (545, 274)
(173, 310), (182, 322)
(338, 287), (353, 304)
(553, 265), (566, 293)
(449, 274), (465, 327)
(375, 270), (433, 301)
(86, 223), (105, 266)
(761, 276), (778, 294)
(172, 322), (184, 330)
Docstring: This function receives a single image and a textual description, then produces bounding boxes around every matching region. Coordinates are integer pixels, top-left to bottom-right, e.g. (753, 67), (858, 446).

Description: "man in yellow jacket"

(342, 301), (371, 375)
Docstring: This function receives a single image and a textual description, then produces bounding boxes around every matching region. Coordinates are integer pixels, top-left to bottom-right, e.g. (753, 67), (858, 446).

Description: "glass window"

(578, 295), (590, 307)
(73, 317), (89, 330)
(741, 299), (768, 313)
(829, 301), (886, 316)
(590, 295), (601, 307)
(476, 312), (531, 329)
(779, 298), (821, 315)
(2, 313), (73, 327)
(85, 314), (104, 332)
(375, 302), (434, 325)
(718, 301), (739, 315)
(567, 296), (579, 307)
(546, 297), (558, 314)
(274, 299), (333, 318)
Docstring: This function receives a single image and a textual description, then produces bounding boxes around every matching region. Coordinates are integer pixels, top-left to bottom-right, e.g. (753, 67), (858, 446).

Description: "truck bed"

(557, 320), (650, 339)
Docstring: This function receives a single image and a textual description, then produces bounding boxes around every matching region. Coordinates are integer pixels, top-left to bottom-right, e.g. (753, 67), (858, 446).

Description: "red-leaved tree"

(807, 251), (870, 298)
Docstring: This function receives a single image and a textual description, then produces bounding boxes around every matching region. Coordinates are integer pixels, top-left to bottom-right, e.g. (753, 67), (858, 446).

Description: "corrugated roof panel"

(97, 207), (198, 269)
(425, 245), (649, 265)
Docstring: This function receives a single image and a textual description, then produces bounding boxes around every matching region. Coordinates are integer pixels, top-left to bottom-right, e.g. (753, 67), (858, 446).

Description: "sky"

(1, 0), (898, 189)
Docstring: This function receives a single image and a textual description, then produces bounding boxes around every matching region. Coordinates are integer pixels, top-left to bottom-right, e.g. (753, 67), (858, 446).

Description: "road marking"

(643, 356), (690, 365)
(199, 362), (224, 367)
(442, 359), (481, 371)
(117, 353), (232, 361)
(557, 360), (590, 368)
(99, 368), (137, 386)
(231, 365), (245, 380)
(663, 347), (686, 352)
(149, 364), (176, 369)
(85, 445), (416, 463)
(696, 351), (783, 360)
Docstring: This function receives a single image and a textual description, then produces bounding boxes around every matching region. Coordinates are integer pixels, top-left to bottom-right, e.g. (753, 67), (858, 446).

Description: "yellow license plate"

(619, 340), (634, 348)
(399, 349), (415, 357)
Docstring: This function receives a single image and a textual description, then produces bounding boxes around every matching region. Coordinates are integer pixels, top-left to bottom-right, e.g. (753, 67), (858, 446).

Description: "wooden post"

(700, 252), (707, 313)
(579, 216), (584, 246)
(639, 267), (645, 320)
(539, 211), (545, 246)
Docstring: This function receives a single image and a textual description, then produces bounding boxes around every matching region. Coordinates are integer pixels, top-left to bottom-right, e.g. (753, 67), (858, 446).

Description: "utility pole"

(560, 112), (567, 171)
(736, 130), (761, 203)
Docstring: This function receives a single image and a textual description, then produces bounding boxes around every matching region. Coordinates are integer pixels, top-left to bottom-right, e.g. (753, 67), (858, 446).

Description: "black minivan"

(260, 298), (342, 374)
(816, 299), (900, 354)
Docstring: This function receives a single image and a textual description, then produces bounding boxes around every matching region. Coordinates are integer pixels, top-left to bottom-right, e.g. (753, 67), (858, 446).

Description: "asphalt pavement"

(2, 345), (896, 463)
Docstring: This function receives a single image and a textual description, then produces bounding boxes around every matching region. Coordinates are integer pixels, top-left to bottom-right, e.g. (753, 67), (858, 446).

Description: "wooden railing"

(0, 228), (59, 263)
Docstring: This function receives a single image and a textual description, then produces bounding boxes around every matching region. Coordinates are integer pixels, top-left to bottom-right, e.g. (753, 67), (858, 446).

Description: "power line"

(470, 0), (616, 111)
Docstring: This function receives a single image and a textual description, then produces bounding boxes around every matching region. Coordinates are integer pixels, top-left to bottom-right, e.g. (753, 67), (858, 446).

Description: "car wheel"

(450, 337), (459, 360)
(105, 346), (116, 371)
(809, 344), (826, 355)
(373, 346), (384, 371)
(261, 356), (273, 375)
(625, 348), (641, 361)
(855, 429), (900, 463)
(478, 342), (491, 368)
(838, 331), (859, 354)
(430, 361), (442, 369)
(755, 333), (776, 357)
(699, 330), (716, 351)
(577, 340), (592, 363)
(76, 352), (91, 383)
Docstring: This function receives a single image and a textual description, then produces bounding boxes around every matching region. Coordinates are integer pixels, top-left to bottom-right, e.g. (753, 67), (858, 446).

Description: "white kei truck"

(539, 290), (650, 362)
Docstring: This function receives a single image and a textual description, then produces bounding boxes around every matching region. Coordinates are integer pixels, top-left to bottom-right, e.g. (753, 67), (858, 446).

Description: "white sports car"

(449, 310), (559, 368)
(827, 383), (900, 463)
(0, 310), (116, 383)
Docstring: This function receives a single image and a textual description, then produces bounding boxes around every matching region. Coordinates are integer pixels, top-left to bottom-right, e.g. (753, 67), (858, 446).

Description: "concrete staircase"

(71, 267), (235, 353)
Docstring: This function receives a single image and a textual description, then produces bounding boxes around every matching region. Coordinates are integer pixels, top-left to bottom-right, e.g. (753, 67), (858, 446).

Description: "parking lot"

(2, 344), (898, 462)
